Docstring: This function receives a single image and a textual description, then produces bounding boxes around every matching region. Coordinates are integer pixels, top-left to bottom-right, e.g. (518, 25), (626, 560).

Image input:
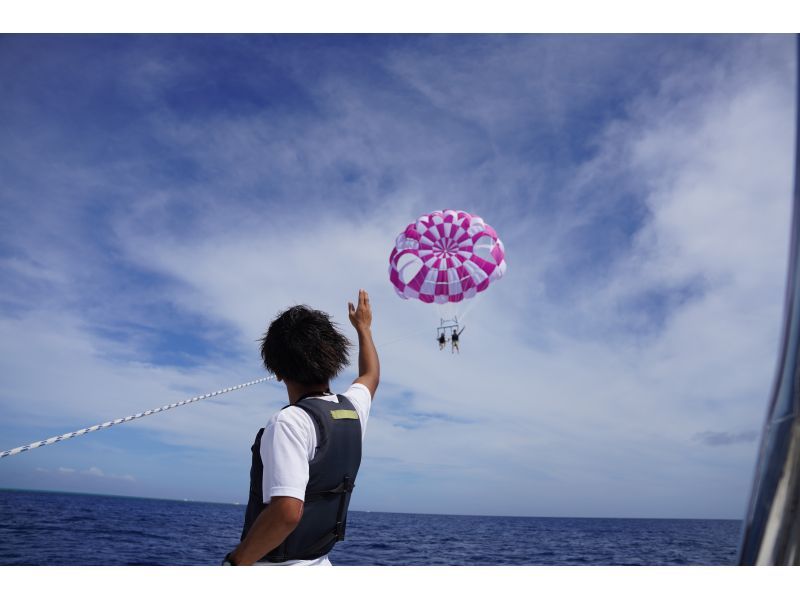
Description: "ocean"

(0, 489), (742, 565)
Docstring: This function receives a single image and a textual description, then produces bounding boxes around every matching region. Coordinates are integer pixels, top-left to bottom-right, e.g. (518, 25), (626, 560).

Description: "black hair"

(260, 305), (352, 386)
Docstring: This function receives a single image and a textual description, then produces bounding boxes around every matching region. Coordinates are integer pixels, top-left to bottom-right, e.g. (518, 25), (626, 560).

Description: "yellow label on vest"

(330, 409), (359, 420)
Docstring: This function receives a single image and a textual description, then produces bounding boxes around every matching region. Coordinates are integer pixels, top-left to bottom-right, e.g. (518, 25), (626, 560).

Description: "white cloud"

(42, 464), (135, 482)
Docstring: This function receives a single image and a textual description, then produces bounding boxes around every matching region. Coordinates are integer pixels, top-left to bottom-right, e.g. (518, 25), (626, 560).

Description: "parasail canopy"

(389, 209), (506, 304)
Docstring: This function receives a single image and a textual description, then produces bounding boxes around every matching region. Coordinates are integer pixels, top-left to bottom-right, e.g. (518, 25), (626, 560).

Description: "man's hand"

(348, 289), (372, 332)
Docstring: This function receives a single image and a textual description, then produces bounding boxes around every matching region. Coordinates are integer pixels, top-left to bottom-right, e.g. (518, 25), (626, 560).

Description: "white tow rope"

(0, 376), (274, 459)
(0, 325), (443, 460)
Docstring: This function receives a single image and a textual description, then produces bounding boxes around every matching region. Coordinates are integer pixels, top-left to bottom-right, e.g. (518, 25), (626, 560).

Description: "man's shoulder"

(341, 382), (371, 402)
(338, 383), (370, 411)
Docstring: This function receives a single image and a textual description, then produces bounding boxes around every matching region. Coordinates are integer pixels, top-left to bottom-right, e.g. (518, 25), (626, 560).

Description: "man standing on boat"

(223, 290), (379, 565)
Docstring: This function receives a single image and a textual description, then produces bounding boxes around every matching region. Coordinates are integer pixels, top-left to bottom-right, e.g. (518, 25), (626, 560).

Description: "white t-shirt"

(254, 382), (372, 566)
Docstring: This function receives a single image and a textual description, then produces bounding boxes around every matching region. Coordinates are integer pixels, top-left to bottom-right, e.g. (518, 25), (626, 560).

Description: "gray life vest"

(241, 394), (363, 563)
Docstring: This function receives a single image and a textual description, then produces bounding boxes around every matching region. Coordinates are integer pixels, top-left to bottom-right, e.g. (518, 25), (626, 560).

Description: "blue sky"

(0, 34), (795, 518)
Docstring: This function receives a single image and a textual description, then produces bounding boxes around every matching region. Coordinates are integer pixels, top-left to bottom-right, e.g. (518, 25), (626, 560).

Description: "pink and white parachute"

(388, 209), (506, 304)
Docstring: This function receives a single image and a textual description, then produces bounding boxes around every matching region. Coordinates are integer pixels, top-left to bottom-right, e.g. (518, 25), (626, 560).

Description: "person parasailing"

(451, 326), (465, 354)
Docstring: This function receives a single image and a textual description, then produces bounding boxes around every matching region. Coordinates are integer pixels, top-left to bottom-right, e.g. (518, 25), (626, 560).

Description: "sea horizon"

(0, 487), (743, 522)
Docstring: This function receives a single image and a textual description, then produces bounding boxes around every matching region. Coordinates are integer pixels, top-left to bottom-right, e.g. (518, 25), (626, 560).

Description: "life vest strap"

(333, 475), (352, 540)
(305, 475), (355, 501)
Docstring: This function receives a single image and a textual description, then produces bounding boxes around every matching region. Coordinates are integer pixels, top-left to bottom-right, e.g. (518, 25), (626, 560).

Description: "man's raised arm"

(348, 289), (379, 399)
